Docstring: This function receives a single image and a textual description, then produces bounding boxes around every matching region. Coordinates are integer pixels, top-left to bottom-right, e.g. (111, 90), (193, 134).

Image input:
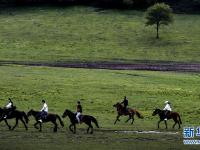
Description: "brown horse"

(152, 108), (182, 129)
(27, 109), (64, 132)
(62, 109), (99, 134)
(113, 102), (143, 124)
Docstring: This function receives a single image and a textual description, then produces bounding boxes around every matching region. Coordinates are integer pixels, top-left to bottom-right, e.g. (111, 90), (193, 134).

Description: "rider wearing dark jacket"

(76, 101), (82, 123)
(121, 96), (128, 112)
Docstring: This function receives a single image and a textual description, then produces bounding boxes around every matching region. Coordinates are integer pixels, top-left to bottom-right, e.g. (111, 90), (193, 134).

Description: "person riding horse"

(38, 100), (48, 122)
(76, 101), (82, 124)
(163, 101), (172, 121)
(3, 98), (16, 119)
(120, 96), (128, 114)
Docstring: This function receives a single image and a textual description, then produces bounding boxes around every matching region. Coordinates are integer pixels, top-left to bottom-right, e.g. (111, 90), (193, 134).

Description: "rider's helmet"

(165, 101), (169, 104)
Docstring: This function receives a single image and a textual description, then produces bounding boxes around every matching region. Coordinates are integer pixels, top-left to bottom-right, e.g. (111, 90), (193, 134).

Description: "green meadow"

(0, 6), (200, 63)
(0, 65), (200, 149)
(0, 5), (200, 150)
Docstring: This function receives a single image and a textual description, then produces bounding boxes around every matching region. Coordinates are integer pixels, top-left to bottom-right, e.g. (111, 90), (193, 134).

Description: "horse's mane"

(65, 109), (74, 114)
(28, 109), (40, 115)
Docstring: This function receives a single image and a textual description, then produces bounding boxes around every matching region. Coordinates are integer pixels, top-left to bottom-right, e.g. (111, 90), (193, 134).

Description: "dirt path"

(1, 61), (200, 72)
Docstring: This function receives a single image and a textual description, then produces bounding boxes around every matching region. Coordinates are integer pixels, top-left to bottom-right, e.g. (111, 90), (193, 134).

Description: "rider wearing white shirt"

(38, 100), (48, 122)
(4, 98), (14, 119)
(6, 102), (12, 109)
(41, 102), (48, 112)
(163, 101), (172, 120)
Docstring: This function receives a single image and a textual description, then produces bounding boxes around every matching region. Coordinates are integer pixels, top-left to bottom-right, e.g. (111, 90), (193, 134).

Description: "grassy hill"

(0, 6), (200, 64)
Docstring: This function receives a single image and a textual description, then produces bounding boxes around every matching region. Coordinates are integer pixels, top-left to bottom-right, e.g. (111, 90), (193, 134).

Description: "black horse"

(62, 109), (99, 134)
(152, 108), (182, 129)
(27, 109), (64, 132)
(0, 107), (29, 130)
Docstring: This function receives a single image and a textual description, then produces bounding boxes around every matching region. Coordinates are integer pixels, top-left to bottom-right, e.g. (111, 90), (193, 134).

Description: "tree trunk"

(156, 22), (159, 39)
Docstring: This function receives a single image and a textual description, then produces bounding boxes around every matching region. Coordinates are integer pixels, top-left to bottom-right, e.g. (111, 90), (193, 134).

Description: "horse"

(27, 109), (64, 132)
(0, 107), (29, 130)
(62, 109), (99, 134)
(113, 102), (143, 124)
(152, 108), (182, 129)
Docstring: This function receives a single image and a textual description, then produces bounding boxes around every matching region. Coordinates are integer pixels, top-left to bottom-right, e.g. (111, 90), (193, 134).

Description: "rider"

(76, 101), (82, 124)
(163, 101), (172, 121)
(38, 100), (48, 122)
(3, 98), (14, 119)
(121, 96), (128, 113)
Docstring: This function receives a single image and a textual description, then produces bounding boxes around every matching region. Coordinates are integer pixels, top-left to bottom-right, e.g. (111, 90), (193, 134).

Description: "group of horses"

(0, 102), (182, 134)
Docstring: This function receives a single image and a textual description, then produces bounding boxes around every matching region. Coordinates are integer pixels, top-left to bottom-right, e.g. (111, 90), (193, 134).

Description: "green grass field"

(0, 65), (200, 149)
(0, 5), (200, 150)
(0, 6), (200, 63)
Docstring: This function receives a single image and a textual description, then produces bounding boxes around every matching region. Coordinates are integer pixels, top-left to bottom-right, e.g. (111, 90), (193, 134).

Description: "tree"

(145, 3), (173, 39)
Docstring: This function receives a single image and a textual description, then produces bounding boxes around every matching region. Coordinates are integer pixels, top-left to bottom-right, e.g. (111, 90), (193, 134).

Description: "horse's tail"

(136, 110), (144, 119)
(56, 115), (64, 127)
(178, 114), (182, 124)
(22, 111), (29, 124)
(91, 116), (99, 128)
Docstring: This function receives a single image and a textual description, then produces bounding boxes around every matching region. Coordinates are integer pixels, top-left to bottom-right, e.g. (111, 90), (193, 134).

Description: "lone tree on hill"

(145, 3), (173, 39)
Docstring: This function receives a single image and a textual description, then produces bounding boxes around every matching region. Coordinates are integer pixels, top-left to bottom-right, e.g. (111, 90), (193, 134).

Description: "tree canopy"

(145, 3), (173, 39)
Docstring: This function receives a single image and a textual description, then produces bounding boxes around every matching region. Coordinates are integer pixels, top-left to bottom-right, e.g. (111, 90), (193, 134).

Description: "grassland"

(0, 65), (200, 149)
(0, 5), (200, 150)
(0, 6), (200, 63)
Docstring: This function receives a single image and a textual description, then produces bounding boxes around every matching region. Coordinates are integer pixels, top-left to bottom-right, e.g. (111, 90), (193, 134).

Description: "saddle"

(76, 115), (83, 122)
(3, 106), (16, 118)
(164, 110), (172, 119)
(122, 107), (129, 114)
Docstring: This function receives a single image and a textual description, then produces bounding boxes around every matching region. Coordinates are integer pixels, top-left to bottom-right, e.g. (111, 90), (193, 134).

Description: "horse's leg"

(173, 122), (177, 129)
(172, 118), (177, 129)
(176, 116), (181, 129)
(90, 124), (93, 134)
(175, 117), (181, 129)
(131, 114), (135, 124)
(157, 120), (162, 129)
(69, 124), (74, 133)
(164, 120), (168, 129)
(73, 124), (76, 134)
(125, 114), (131, 123)
(178, 119), (181, 129)
(12, 118), (19, 130)
(34, 122), (39, 129)
(20, 117), (28, 130)
(52, 121), (58, 132)
(4, 119), (11, 130)
(86, 122), (93, 134)
(39, 122), (42, 132)
(114, 115), (120, 124)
